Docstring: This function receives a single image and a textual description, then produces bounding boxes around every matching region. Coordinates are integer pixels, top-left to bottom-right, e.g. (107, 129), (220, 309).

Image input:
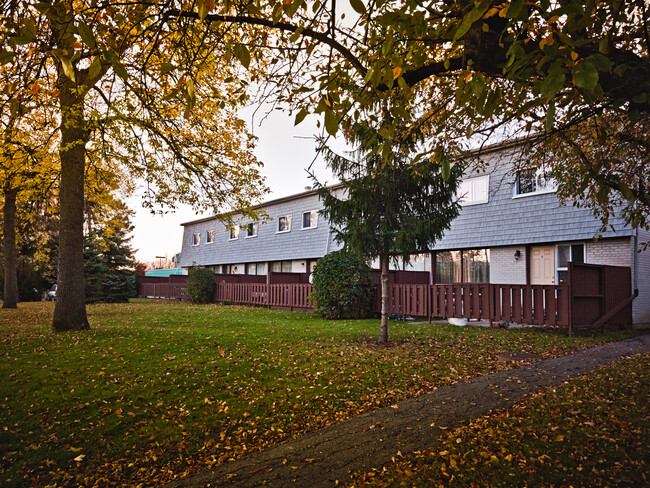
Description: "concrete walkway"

(164, 334), (650, 488)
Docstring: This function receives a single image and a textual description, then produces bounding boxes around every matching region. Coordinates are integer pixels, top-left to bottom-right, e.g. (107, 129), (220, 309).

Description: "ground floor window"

(247, 262), (267, 275)
(436, 249), (490, 283)
(271, 261), (294, 273)
(436, 251), (461, 283)
(556, 243), (585, 285)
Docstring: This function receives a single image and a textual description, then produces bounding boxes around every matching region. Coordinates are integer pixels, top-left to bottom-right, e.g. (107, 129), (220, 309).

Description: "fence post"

(488, 284), (495, 324)
(568, 262), (574, 337)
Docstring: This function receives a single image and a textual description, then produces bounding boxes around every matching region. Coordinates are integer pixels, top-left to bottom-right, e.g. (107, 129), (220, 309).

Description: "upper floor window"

(302, 210), (318, 229)
(457, 175), (489, 205)
(192, 233), (201, 246)
(515, 166), (557, 196)
(229, 226), (240, 240)
(206, 229), (215, 244)
(246, 222), (258, 238)
(277, 214), (292, 233)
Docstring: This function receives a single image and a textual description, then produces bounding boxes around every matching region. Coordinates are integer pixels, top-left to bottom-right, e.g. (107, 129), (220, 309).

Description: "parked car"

(46, 284), (57, 301)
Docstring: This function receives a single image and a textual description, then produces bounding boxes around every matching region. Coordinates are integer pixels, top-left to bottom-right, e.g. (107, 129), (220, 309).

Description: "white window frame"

(301, 210), (318, 230)
(192, 232), (201, 246)
(513, 165), (558, 198)
(277, 214), (292, 233)
(206, 229), (215, 244)
(556, 243), (585, 285)
(228, 226), (240, 241)
(245, 222), (258, 238)
(457, 175), (489, 206)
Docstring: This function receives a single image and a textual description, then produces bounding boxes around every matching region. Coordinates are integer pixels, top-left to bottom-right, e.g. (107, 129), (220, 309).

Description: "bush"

(186, 265), (215, 304)
(310, 251), (375, 319)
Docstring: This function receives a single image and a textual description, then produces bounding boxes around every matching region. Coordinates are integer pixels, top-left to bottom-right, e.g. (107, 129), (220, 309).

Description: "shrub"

(311, 250), (375, 319)
(186, 265), (215, 304)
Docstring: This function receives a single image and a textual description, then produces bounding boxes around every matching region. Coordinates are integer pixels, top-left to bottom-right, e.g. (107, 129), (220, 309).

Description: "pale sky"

(129, 2), (361, 265)
(128, 109), (341, 264)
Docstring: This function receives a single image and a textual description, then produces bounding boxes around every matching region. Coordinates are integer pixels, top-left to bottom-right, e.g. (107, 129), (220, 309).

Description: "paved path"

(164, 334), (650, 488)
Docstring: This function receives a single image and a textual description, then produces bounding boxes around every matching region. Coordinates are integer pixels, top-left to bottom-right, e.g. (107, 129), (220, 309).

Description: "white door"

(531, 246), (555, 285)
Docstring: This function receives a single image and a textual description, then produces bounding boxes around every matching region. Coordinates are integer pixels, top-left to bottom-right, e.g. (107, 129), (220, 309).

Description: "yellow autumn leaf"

(392, 66), (402, 80)
(539, 36), (554, 49)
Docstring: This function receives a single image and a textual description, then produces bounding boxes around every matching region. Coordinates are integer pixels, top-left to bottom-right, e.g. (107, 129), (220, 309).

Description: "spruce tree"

(83, 218), (136, 304)
(315, 121), (464, 342)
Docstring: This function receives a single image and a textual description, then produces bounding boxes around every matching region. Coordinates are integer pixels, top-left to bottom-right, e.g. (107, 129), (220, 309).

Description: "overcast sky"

(128, 108), (342, 264)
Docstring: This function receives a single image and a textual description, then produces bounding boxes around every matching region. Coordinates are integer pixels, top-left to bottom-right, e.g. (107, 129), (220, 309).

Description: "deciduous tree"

(1, 1), (267, 331)
(176, 0), (649, 229)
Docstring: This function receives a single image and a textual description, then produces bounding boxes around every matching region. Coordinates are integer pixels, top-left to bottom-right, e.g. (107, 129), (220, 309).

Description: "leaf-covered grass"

(0, 300), (641, 487)
(348, 353), (650, 488)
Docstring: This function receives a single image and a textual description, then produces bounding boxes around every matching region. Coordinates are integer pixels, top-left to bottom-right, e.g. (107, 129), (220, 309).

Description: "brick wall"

(490, 246), (527, 284)
(585, 237), (633, 267)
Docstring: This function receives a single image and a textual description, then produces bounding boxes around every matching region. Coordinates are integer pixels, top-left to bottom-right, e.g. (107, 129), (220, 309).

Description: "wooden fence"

(382, 283), (569, 326)
(137, 277), (569, 325)
(137, 263), (634, 331)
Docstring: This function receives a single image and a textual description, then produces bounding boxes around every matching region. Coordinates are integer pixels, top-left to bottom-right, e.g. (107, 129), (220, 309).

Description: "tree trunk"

(2, 186), (18, 309)
(51, 84), (89, 332)
(379, 253), (389, 343)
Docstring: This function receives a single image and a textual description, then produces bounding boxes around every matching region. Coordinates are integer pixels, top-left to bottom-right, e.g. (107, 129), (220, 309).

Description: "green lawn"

(348, 352), (650, 487)
(0, 300), (641, 487)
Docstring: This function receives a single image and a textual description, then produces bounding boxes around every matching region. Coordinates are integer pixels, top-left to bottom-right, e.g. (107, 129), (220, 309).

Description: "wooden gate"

(569, 263), (635, 335)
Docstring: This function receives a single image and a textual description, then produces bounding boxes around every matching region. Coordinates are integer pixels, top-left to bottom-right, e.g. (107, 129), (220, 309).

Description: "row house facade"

(180, 142), (650, 326)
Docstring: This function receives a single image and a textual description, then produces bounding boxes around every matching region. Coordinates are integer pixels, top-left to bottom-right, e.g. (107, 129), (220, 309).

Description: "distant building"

(144, 268), (184, 278)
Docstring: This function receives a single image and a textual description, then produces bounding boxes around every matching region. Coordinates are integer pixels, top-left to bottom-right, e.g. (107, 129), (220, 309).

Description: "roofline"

(181, 183), (344, 226)
(181, 136), (541, 227)
(465, 134), (544, 158)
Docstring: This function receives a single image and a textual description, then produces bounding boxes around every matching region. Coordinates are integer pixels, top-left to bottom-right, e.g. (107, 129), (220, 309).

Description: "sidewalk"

(164, 334), (650, 488)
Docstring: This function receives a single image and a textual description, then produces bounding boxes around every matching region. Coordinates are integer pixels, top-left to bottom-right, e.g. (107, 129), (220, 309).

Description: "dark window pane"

(557, 245), (570, 268)
(571, 244), (584, 263)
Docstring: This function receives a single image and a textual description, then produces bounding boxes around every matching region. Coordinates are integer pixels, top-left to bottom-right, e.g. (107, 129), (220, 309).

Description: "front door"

(531, 246), (555, 285)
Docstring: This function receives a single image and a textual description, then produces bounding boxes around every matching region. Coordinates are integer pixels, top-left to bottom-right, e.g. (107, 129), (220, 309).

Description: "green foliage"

(185, 265), (215, 304)
(310, 250), (375, 319)
(315, 120), (463, 341)
(316, 122), (464, 263)
(83, 218), (137, 304)
(0, 259), (47, 302)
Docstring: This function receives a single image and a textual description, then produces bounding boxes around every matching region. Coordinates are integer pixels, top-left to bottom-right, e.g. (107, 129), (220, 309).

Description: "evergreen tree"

(83, 216), (136, 304)
(315, 122), (464, 342)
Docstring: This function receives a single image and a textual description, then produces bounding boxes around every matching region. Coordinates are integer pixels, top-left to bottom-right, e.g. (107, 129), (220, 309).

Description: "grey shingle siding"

(180, 192), (338, 267)
(180, 145), (633, 266)
(433, 147), (633, 251)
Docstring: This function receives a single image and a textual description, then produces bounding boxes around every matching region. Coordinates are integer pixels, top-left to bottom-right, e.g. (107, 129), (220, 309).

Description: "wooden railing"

(215, 283), (313, 310)
(137, 277), (570, 326)
(385, 283), (569, 326)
